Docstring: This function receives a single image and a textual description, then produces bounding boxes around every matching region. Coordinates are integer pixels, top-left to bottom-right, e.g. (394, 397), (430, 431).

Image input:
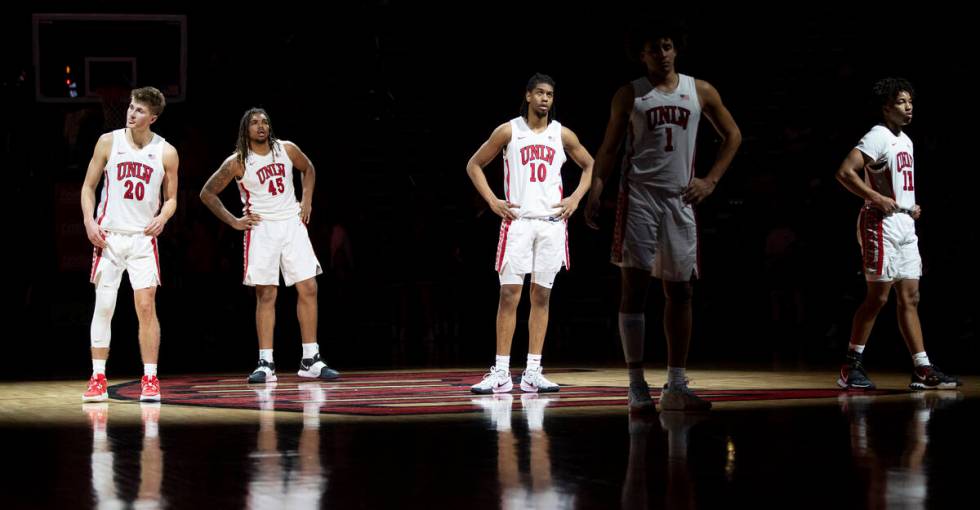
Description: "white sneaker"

(520, 367), (560, 393)
(658, 384), (711, 412)
(628, 380), (654, 411)
(471, 366), (513, 394)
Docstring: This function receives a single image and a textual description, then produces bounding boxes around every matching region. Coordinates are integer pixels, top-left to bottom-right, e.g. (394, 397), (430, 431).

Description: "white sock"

(144, 364), (157, 377)
(667, 366), (687, 389)
(92, 359), (107, 376)
(848, 343), (866, 354)
(259, 349), (274, 363)
(619, 313), (645, 363)
(302, 343), (319, 359)
(912, 352), (930, 368)
(495, 355), (510, 373)
(526, 353), (542, 371)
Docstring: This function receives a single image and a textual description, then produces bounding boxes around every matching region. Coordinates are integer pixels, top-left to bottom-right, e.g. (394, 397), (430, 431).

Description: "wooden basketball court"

(1, 368), (975, 508)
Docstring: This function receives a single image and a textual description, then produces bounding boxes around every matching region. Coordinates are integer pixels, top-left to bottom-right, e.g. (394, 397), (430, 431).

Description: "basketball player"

(585, 24), (741, 411)
(81, 86), (179, 402)
(466, 73), (594, 394)
(200, 108), (339, 383)
(834, 77), (960, 390)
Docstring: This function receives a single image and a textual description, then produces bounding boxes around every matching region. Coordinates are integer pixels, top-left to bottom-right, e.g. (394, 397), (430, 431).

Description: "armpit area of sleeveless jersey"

(238, 141), (301, 221)
(856, 125), (916, 210)
(502, 117), (567, 219)
(96, 129), (166, 233)
(624, 74), (701, 193)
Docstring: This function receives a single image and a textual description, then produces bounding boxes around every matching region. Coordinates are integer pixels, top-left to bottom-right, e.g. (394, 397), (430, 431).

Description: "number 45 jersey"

(96, 129), (166, 233)
(238, 140), (301, 221)
(503, 117), (567, 219)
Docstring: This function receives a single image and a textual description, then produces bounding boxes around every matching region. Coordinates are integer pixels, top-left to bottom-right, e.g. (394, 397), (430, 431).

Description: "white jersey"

(502, 117), (567, 219)
(95, 129), (166, 233)
(856, 125), (916, 210)
(238, 141), (301, 221)
(623, 74), (702, 193)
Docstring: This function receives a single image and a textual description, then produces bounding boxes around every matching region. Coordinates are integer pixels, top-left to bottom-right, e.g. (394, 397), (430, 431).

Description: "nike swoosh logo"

(517, 136), (527, 140)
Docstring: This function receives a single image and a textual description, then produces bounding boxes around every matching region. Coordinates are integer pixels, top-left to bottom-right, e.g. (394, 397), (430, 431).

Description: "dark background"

(3, 2), (976, 379)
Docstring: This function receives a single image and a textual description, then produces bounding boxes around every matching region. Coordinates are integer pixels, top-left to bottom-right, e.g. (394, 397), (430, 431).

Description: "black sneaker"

(247, 359), (277, 384)
(837, 352), (875, 389)
(297, 353), (340, 380)
(909, 365), (961, 390)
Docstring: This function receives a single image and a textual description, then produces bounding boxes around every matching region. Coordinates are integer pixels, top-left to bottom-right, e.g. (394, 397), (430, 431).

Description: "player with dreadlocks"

(200, 108), (340, 383)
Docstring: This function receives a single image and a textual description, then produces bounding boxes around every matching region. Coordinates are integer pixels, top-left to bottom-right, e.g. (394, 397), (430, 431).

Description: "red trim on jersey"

(876, 216), (884, 275)
(243, 230), (252, 284)
(564, 219), (571, 270)
(495, 220), (512, 272)
(693, 207), (702, 279)
(504, 159), (511, 202)
(90, 246), (103, 284)
(151, 237), (161, 284)
(860, 208), (885, 276)
(96, 170), (109, 225)
(238, 181), (253, 214)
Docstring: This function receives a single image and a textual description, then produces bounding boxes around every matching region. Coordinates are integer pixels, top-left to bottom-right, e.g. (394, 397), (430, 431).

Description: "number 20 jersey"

(96, 129), (166, 233)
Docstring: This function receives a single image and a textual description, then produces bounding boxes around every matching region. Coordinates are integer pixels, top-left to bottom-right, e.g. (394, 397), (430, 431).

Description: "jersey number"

(664, 127), (674, 152)
(528, 163), (547, 182)
(902, 170), (915, 191)
(123, 181), (145, 201)
(268, 177), (285, 196)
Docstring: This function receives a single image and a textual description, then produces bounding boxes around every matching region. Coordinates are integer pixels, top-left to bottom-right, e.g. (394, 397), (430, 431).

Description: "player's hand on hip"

(85, 220), (107, 248)
(872, 195), (899, 214)
(234, 213), (262, 231)
(491, 199), (519, 220)
(144, 216), (168, 237)
(300, 203), (312, 224)
(553, 197), (580, 221)
(911, 204), (922, 220)
(682, 177), (715, 205)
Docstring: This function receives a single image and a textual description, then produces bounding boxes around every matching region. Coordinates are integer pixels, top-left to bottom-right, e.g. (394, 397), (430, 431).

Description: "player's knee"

(865, 292), (890, 311)
(134, 298), (156, 319)
(664, 282), (693, 304)
(296, 279), (318, 299)
(499, 286), (522, 308)
(530, 286), (551, 308)
(898, 289), (920, 308)
(256, 286), (278, 305)
(93, 288), (117, 320)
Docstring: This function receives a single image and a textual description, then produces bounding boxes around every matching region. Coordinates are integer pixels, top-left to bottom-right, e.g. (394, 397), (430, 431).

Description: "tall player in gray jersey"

(200, 108), (339, 384)
(466, 74), (594, 395)
(586, 24), (741, 411)
(80, 86), (179, 402)
(835, 78), (960, 391)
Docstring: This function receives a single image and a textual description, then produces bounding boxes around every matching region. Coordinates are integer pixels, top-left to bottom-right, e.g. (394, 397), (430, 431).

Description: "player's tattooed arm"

(200, 156), (260, 230)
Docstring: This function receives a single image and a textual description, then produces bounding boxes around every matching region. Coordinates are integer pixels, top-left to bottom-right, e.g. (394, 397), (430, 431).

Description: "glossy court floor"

(1, 368), (976, 509)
